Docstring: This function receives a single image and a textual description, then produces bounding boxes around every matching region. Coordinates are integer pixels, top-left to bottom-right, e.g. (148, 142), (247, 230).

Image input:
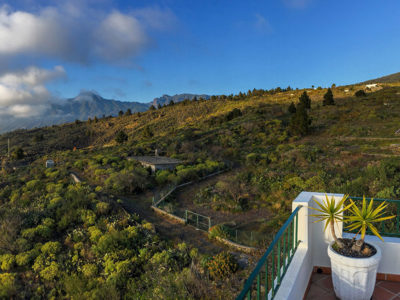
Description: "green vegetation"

(1, 82), (400, 297)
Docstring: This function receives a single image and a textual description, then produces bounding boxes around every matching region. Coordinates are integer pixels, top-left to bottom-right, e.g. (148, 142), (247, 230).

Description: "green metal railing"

(345, 196), (400, 237)
(236, 206), (302, 300)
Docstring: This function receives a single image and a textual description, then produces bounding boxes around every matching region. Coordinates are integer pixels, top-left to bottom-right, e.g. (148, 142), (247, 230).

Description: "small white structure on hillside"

(46, 160), (55, 168)
(366, 83), (378, 89)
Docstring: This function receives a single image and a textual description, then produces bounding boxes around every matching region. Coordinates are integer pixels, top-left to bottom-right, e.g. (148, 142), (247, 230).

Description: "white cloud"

(0, 4), (175, 63)
(94, 11), (149, 61)
(0, 65), (66, 118)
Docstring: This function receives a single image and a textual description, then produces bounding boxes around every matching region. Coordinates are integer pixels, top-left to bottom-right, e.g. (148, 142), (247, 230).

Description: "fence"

(153, 168), (229, 208)
(236, 206), (302, 300)
(185, 210), (211, 231)
(225, 227), (269, 248)
(345, 196), (400, 238)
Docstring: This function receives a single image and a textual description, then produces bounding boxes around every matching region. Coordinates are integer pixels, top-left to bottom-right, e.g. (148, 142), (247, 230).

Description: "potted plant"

(311, 194), (395, 300)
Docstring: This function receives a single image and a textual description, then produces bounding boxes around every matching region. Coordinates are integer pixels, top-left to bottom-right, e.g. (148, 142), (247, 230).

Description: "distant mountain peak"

(73, 90), (102, 102)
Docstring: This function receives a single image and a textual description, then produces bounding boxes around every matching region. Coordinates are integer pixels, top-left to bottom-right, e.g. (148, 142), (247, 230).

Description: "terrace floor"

(305, 272), (400, 300)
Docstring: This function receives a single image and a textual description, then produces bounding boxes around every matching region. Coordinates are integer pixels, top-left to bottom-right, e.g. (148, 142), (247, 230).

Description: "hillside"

(152, 93), (210, 107)
(2, 82), (400, 298)
(361, 71), (400, 84)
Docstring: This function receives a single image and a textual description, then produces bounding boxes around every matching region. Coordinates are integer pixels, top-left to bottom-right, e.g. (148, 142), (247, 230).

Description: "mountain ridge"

(0, 91), (210, 134)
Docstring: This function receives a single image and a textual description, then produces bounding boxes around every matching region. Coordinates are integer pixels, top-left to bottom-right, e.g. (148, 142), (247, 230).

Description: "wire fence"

(185, 210), (211, 231)
(152, 167), (268, 248)
(224, 227), (269, 248)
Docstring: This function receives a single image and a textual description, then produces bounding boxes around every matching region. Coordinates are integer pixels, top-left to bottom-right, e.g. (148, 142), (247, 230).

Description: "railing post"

(288, 221), (292, 258)
(294, 215), (299, 249)
(277, 238), (281, 285)
(283, 227), (287, 268)
(271, 248), (275, 298)
(265, 260), (269, 300)
(397, 203), (400, 234)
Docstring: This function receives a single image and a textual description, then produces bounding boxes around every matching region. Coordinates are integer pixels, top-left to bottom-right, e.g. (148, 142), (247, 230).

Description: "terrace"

(237, 192), (400, 300)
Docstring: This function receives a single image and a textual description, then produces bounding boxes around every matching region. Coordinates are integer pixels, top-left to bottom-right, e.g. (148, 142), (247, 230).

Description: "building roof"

(129, 156), (182, 165)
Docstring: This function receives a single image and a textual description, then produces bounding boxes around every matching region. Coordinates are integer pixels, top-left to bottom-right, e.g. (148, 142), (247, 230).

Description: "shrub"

(41, 241), (61, 259)
(206, 252), (238, 279)
(96, 202), (110, 215)
(82, 263), (98, 278)
(355, 90), (366, 97)
(115, 131), (128, 144)
(0, 273), (17, 298)
(40, 261), (59, 281)
(80, 209), (96, 226)
(208, 224), (230, 240)
(15, 249), (39, 267)
(0, 254), (15, 271)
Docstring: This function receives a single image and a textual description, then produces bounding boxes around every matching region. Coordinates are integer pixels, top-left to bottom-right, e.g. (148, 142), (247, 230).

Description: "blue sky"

(0, 0), (399, 110)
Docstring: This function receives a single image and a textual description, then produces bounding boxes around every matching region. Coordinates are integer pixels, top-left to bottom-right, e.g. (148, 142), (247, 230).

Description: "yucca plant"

(310, 194), (353, 249)
(346, 196), (395, 251)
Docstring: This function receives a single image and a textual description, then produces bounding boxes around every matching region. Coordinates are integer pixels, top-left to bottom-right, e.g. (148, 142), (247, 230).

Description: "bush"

(115, 131), (128, 144)
(40, 261), (59, 281)
(16, 249), (38, 267)
(41, 241), (61, 259)
(208, 224), (230, 240)
(0, 273), (17, 298)
(0, 254), (15, 271)
(96, 202), (110, 215)
(206, 252), (238, 279)
(82, 263), (98, 278)
(355, 90), (366, 97)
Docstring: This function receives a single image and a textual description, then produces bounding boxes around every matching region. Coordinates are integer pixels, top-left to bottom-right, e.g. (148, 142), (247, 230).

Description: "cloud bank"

(0, 5), (175, 63)
(0, 66), (66, 118)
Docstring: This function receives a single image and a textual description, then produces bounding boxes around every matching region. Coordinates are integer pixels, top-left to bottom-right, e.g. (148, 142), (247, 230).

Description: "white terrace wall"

(275, 191), (400, 300)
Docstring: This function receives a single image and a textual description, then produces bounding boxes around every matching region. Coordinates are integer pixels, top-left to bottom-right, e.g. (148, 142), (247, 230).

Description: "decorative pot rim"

(327, 241), (382, 267)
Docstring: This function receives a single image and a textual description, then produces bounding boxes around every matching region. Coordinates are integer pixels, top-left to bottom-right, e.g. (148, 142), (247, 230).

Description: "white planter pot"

(327, 241), (381, 300)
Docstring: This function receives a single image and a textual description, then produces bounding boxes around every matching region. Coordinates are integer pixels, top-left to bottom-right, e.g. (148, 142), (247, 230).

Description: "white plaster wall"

(275, 192), (400, 300)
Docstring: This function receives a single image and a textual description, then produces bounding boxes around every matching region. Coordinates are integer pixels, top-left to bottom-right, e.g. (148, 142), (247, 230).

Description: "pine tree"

(143, 126), (153, 138)
(289, 103), (311, 136)
(157, 104), (162, 109)
(118, 110), (124, 117)
(149, 105), (156, 111)
(323, 88), (335, 106)
(125, 109), (132, 116)
(299, 91), (311, 109)
(288, 102), (296, 114)
(115, 130), (128, 144)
